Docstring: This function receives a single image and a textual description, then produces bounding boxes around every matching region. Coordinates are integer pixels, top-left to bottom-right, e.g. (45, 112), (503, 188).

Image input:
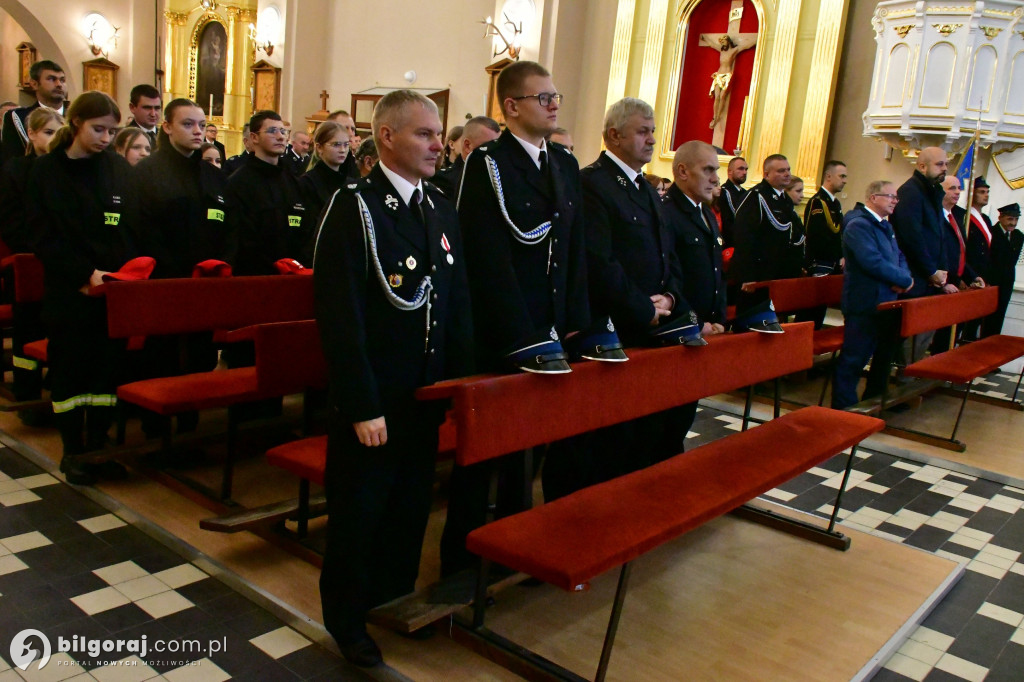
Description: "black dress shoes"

(339, 635), (382, 667)
(60, 457), (97, 486)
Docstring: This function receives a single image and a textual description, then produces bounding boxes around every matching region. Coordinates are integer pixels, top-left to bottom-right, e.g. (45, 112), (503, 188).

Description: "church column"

(605, 0), (637, 113)
(163, 11), (189, 99)
(224, 7), (256, 133)
(637, 0), (669, 107)
(756, 0), (802, 166)
(794, 0), (849, 191)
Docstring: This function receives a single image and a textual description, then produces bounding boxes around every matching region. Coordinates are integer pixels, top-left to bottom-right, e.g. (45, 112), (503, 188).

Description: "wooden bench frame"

(411, 323), (885, 680)
(875, 286), (1024, 452)
(0, 254), (48, 411)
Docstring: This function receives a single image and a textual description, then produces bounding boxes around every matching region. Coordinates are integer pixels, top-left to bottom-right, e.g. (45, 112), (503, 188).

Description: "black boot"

(60, 456), (97, 486)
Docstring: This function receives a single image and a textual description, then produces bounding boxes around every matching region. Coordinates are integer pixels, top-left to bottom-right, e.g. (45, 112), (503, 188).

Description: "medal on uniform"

(617, 176), (628, 187)
(717, 236), (724, 246)
(388, 273), (403, 288)
(441, 233), (454, 265)
(385, 195), (399, 211)
(405, 255), (417, 270)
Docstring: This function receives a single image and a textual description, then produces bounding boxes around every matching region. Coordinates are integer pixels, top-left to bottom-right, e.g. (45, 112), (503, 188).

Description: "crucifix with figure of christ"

(699, 0), (757, 149)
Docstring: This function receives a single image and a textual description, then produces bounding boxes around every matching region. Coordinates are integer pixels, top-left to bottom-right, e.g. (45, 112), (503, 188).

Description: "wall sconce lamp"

(480, 13), (522, 60)
(82, 13), (119, 57)
(248, 6), (281, 57)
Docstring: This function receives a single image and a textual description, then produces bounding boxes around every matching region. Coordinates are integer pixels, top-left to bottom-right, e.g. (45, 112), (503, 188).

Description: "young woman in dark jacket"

(28, 91), (137, 485)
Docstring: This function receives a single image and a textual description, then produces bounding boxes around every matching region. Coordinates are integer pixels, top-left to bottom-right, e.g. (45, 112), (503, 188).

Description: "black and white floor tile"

(2, 373), (1024, 681)
(0, 447), (365, 681)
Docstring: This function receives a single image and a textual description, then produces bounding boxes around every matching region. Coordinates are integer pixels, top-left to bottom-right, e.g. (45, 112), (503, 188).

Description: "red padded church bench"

(879, 286), (1024, 451)
(753, 274), (845, 405)
(0, 254), (46, 408)
(104, 276), (315, 501)
(464, 407), (884, 682)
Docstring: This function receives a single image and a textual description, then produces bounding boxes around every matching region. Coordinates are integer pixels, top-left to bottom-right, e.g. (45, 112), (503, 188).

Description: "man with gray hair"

(314, 89), (474, 666)
(432, 115), (500, 198)
(832, 181), (913, 409)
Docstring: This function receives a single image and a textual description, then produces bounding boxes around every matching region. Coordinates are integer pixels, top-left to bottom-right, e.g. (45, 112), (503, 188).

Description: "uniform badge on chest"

(385, 195), (399, 211)
(718, 236), (724, 246)
(405, 255), (417, 270)
(441, 233), (453, 265)
(388, 273), (403, 288)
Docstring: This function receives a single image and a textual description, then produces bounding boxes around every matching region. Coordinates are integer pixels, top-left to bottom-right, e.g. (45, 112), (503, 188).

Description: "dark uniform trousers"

(440, 130), (590, 577)
(985, 227), (1024, 336)
(315, 165), (473, 644)
(832, 310), (900, 409)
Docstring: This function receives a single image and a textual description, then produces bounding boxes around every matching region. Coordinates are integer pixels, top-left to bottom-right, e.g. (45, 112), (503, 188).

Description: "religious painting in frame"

(189, 14), (228, 118)
(251, 60), (281, 112)
(83, 58), (119, 99)
(666, 0), (764, 156)
(16, 42), (37, 92)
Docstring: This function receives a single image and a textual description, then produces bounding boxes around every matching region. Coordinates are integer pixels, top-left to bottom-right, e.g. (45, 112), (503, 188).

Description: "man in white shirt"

(1, 60), (66, 163)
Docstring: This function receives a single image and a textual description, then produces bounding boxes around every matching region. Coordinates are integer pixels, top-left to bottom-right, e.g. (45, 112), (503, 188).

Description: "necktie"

(635, 175), (644, 191)
(947, 212), (966, 276)
(539, 150), (548, 176)
(411, 188), (425, 225)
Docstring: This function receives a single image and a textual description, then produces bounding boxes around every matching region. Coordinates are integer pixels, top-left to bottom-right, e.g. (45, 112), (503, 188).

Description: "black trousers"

(320, 407), (441, 645)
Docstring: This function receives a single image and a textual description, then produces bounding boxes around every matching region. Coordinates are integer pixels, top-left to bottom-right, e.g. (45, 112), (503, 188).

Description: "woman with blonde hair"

(0, 107), (63, 253)
(114, 127), (151, 165)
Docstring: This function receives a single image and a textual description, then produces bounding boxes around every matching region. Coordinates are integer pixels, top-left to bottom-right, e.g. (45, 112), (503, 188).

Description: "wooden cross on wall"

(319, 90), (329, 112)
(699, 0), (757, 150)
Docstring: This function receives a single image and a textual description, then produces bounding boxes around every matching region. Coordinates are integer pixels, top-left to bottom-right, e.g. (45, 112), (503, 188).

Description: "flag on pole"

(955, 138), (976, 190)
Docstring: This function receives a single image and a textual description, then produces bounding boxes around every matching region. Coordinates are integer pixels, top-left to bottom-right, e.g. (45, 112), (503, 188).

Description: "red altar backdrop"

(671, 0), (759, 154)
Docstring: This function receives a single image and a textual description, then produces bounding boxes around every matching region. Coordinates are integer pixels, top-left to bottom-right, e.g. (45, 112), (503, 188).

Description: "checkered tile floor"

(0, 448), (366, 681)
(689, 371), (1024, 682)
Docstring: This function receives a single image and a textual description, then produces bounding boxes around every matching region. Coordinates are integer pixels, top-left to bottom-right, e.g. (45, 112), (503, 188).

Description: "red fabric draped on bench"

(466, 406), (884, 591)
(418, 324), (814, 467)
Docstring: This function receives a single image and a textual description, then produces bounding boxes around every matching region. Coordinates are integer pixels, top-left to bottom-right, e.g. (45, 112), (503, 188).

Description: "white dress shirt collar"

(605, 150), (642, 186)
(378, 160), (424, 207)
(511, 133), (547, 170)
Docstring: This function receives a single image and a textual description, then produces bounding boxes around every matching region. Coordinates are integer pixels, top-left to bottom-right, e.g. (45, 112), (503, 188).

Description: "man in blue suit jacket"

(832, 181), (914, 409)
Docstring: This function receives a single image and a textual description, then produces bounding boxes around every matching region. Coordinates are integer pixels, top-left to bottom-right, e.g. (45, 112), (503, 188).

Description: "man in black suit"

(314, 90), (473, 667)
(730, 153), (803, 312)
(222, 124), (252, 176)
(281, 129), (310, 176)
(718, 155), (748, 246)
(440, 60), (591, 576)
(985, 203), (1023, 336)
(964, 176), (995, 287)
(934, 176), (986, 349)
(1, 60), (65, 163)
(562, 97), (687, 494)
(432, 115), (499, 199)
(204, 123), (226, 163)
(125, 84), (162, 149)
(890, 146), (950, 360)
(663, 140), (728, 333)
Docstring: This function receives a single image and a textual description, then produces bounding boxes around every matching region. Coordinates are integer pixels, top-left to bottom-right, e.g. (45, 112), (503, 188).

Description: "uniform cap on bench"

(733, 298), (784, 334)
(564, 316), (628, 362)
(192, 259), (233, 278)
(505, 328), (572, 374)
(650, 309), (707, 347)
(102, 257), (156, 282)
(274, 258), (313, 275)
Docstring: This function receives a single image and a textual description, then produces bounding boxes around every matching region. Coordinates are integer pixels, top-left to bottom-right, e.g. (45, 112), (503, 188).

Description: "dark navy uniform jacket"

(729, 179), (800, 285)
(717, 179), (746, 247)
(312, 163), (474, 423)
(804, 188), (844, 271)
(841, 205), (913, 316)
(581, 151), (682, 343)
(458, 128), (589, 368)
(662, 183), (727, 326)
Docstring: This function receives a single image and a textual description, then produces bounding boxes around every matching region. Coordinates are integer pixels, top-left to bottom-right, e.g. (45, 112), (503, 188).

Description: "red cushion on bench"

(23, 339), (48, 362)
(903, 335), (1024, 384)
(466, 406), (884, 591)
(812, 326), (845, 355)
(117, 368), (259, 414)
(266, 435), (327, 487)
